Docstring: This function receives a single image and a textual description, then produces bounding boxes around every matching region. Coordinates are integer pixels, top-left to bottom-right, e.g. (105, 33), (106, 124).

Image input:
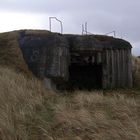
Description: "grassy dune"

(0, 67), (140, 140)
(0, 30), (140, 140)
(0, 31), (31, 76)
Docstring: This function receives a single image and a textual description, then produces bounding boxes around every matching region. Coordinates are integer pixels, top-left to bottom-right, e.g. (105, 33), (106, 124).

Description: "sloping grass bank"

(0, 66), (140, 140)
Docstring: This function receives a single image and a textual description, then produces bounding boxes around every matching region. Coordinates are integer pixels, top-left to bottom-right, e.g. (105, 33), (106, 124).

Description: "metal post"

(82, 24), (84, 35)
(49, 17), (63, 34)
(105, 30), (116, 37)
(113, 31), (116, 37)
(81, 22), (93, 35)
(49, 17), (51, 32)
(85, 22), (87, 35)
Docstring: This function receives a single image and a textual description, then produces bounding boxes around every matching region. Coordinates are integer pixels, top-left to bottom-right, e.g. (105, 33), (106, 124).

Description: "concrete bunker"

(19, 30), (133, 90)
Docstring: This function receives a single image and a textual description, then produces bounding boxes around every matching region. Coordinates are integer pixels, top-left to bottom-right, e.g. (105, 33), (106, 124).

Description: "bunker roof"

(65, 34), (132, 50)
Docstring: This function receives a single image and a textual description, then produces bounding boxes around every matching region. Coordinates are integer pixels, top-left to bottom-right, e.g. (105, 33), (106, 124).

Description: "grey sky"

(0, 0), (140, 56)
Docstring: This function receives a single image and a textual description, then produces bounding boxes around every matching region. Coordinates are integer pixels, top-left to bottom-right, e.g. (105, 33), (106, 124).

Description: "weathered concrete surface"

(19, 30), (69, 82)
(44, 78), (56, 90)
(18, 30), (133, 90)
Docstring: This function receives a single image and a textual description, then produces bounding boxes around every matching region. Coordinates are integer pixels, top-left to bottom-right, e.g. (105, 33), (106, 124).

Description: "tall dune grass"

(0, 66), (46, 140)
(0, 66), (140, 140)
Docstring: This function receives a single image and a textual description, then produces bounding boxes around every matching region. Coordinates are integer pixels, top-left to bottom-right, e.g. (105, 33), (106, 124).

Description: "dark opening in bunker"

(68, 64), (103, 90)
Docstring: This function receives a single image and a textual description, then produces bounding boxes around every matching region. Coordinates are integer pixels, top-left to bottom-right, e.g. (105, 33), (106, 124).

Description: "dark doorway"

(68, 64), (102, 90)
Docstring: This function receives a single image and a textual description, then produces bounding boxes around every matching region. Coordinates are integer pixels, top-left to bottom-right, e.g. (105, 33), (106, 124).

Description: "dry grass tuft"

(0, 66), (140, 140)
(0, 66), (48, 140)
(49, 91), (140, 140)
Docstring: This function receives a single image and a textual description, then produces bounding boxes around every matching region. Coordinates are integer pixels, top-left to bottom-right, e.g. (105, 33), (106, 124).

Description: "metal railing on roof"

(82, 22), (116, 38)
(82, 22), (93, 35)
(105, 30), (116, 37)
(48, 18), (116, 38)
(49, 17), (63, 34)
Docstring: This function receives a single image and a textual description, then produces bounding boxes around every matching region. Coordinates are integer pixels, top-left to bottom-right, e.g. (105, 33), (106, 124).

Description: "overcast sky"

(0, 0), (140, 56)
